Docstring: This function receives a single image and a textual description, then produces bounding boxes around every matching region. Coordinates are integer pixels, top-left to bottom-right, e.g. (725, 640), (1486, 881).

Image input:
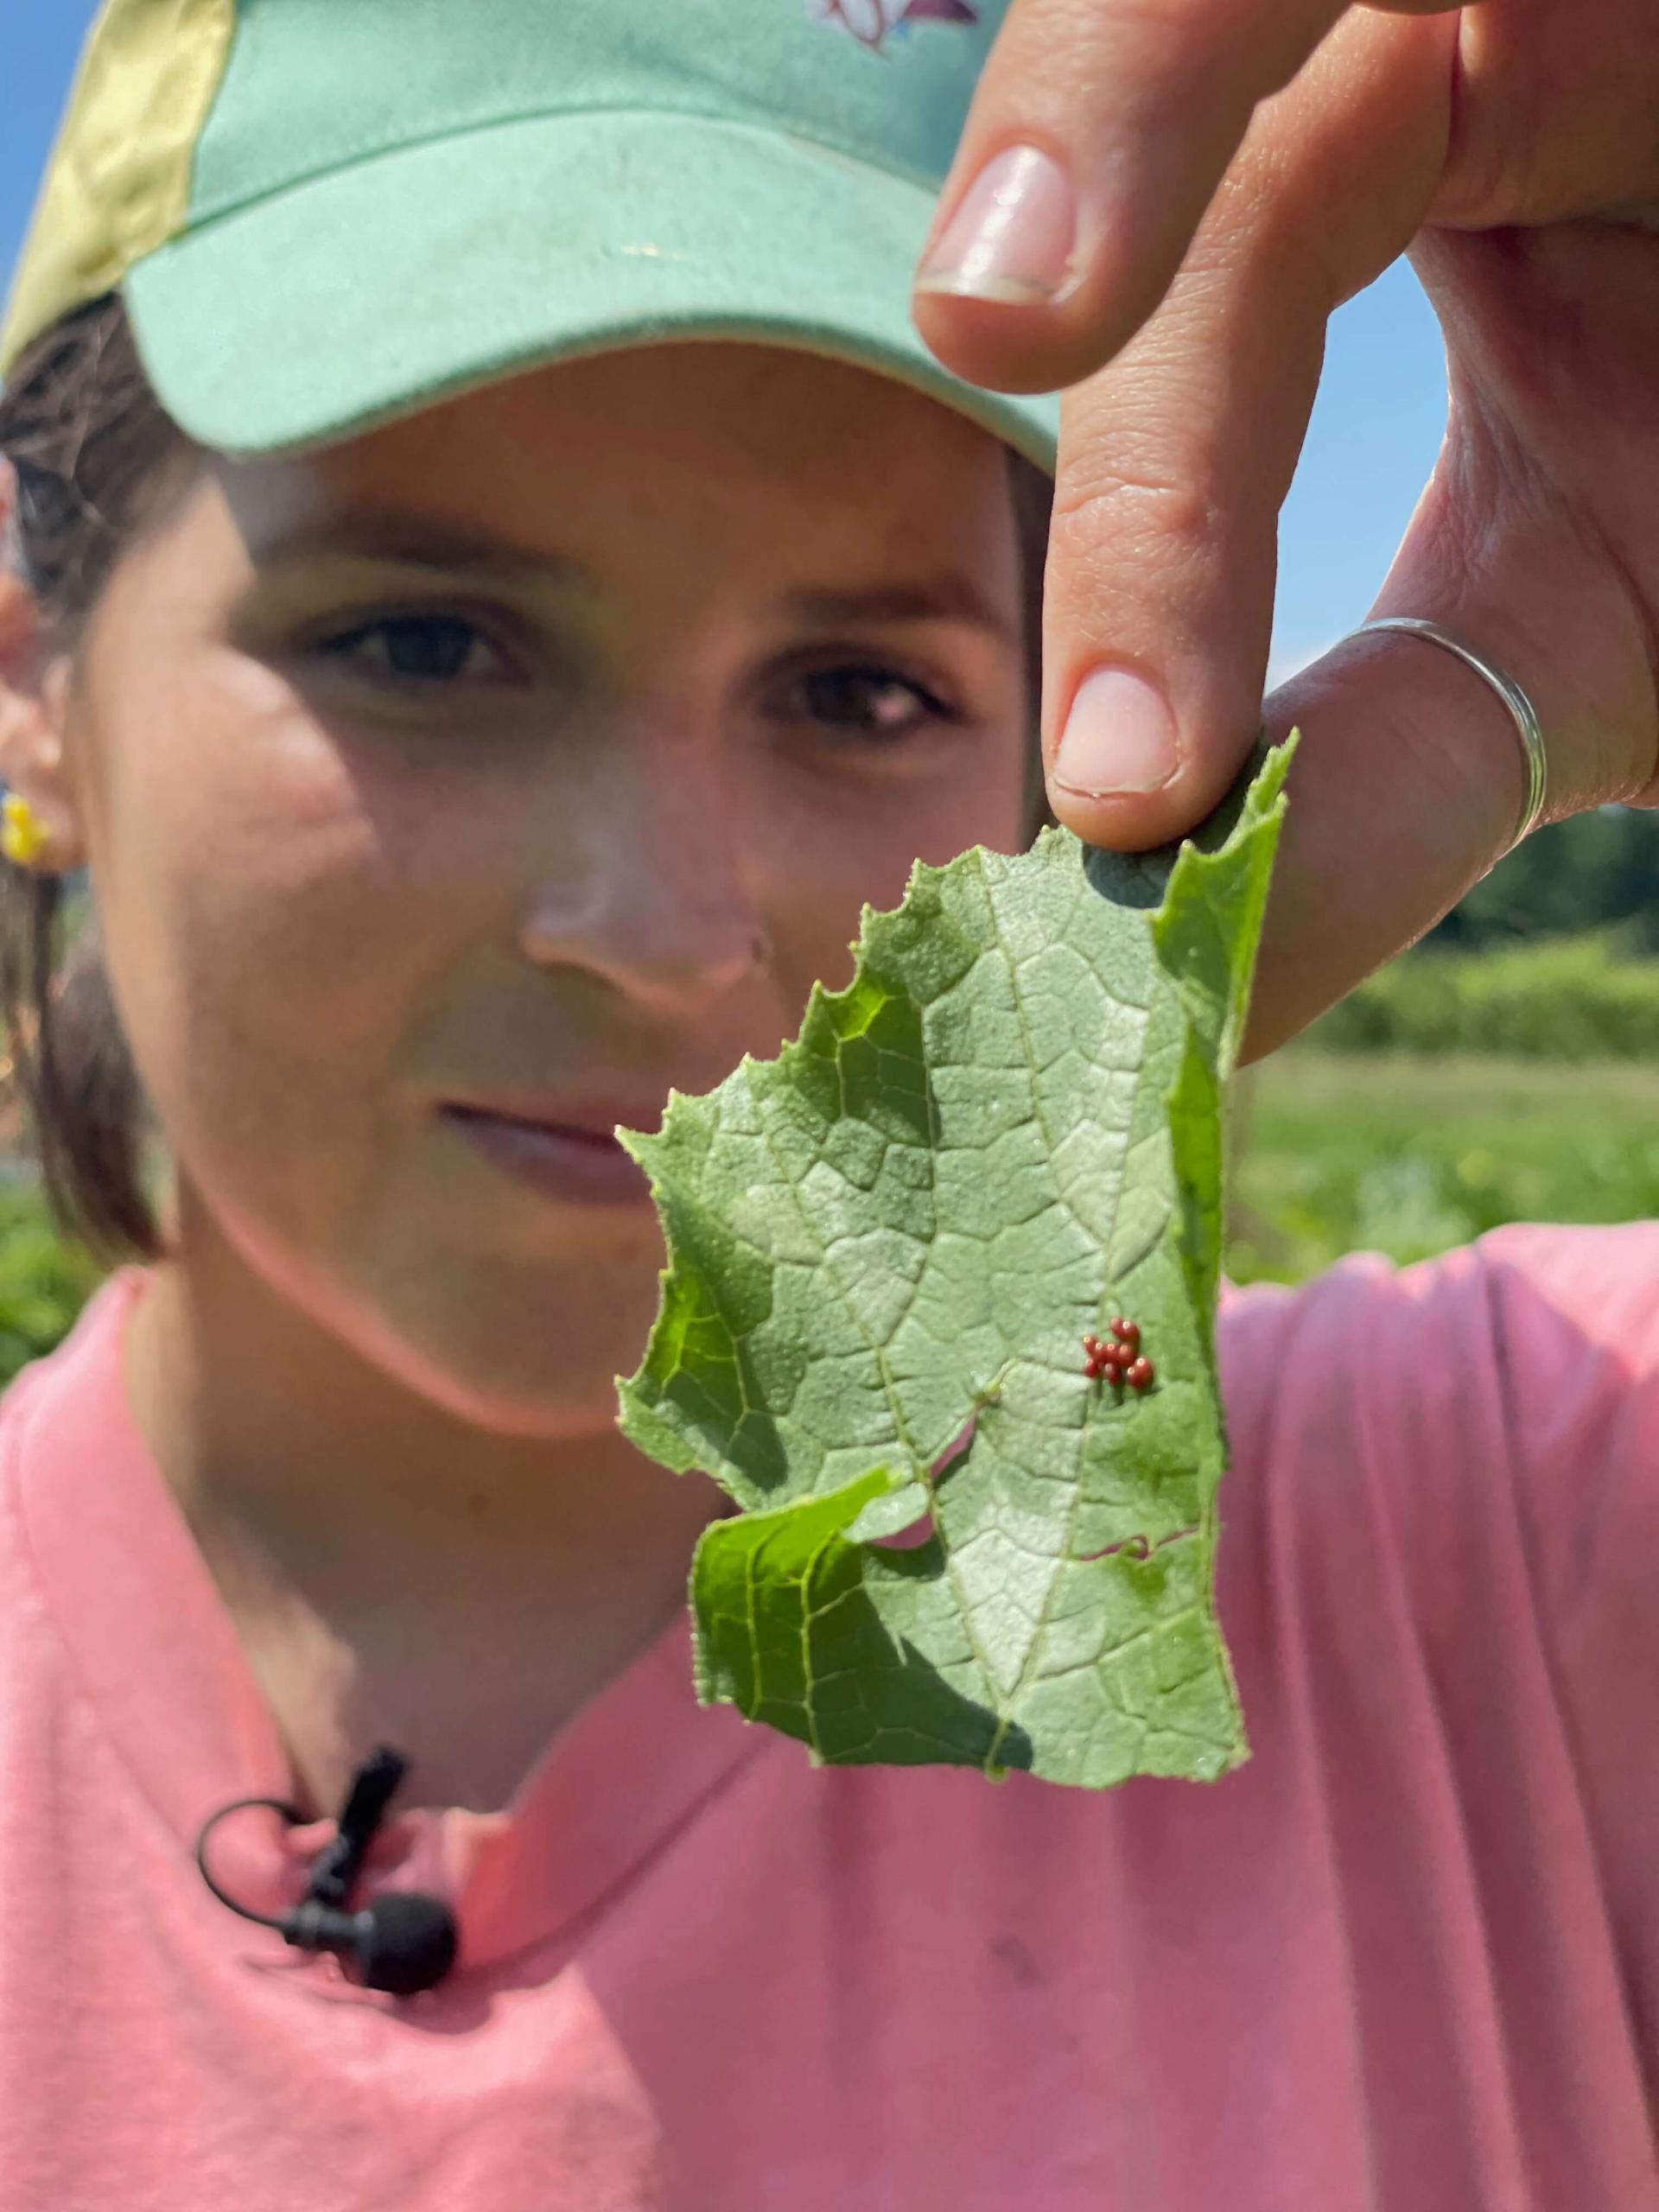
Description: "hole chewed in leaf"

(850, 1478), (934, 1548)
(1066, 1524), (1200, 1567)
(929, 1408), (979, 1484)
(857, 1406), (982, 1550)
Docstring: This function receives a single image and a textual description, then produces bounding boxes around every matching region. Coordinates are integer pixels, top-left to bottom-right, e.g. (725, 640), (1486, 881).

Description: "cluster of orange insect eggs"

(1082, 1318), (1155, 1393)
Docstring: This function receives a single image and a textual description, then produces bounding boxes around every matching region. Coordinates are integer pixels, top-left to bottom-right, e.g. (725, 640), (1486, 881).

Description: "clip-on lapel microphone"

(194, 1745), (459, 1996)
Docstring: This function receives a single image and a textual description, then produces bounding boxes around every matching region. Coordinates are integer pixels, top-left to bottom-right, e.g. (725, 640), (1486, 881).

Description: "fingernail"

(917, 143), (1077, 307)
(1053, 667), (1182, 798)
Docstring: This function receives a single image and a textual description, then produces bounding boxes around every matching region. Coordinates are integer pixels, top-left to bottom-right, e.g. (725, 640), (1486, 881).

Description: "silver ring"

(1351, 617), (1548, 852)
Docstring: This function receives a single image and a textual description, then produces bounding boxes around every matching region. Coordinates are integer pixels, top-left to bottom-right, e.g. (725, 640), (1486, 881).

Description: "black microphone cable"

(194, 1745), (459, 1997)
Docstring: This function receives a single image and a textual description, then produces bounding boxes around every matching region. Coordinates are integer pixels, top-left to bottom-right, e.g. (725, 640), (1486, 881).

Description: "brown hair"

(0, 297), (198, 1263)
(0, 294), (1052, 1265)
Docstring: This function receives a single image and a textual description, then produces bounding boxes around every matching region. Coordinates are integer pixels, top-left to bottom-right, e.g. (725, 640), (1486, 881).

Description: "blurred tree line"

(1301, 802), (1658, 1058)
(1430, 804), (1657, 952)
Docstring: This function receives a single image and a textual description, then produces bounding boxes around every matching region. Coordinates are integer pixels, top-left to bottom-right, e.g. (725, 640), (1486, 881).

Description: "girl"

(0, 3), (1655, 2208)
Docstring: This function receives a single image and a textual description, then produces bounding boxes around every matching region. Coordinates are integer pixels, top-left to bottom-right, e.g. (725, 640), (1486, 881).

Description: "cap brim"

(124, 108), (1060, 472)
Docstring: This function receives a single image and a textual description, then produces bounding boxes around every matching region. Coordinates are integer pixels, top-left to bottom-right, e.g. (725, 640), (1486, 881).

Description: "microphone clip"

(301, 1744), (408, 1911)
(194, 1744), (460, 1997)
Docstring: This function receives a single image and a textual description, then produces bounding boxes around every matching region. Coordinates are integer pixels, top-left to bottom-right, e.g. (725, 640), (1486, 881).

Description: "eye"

(785, 663), (957, 741)
(313, 613), (512, 686)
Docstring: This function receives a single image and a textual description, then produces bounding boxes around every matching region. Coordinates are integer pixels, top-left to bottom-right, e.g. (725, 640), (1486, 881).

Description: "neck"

(122, 1197), (727, 1818)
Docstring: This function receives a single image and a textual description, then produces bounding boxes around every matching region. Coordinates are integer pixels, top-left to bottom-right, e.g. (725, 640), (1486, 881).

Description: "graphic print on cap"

(808, 1), (980, 51)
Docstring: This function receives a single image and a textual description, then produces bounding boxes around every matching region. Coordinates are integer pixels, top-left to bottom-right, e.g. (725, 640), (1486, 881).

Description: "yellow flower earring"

(1, 794), (53, 870)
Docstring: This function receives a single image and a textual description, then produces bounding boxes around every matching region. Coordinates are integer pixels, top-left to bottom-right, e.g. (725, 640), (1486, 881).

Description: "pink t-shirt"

(0, 1224), (1656, 2210)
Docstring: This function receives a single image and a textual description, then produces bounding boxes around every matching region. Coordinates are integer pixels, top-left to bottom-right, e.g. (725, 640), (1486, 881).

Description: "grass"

(1226, 1049), (1659, 1284)
(0, 1174), (105, 1382)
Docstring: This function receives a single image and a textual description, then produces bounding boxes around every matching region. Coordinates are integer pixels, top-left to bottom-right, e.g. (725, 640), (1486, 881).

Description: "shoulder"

(1218, 1219), (1659, 1447)
(1222, 1217), (1659, 1364)
(1216, 1223), (1659, 1647)
(0, 1268), (152, 1534)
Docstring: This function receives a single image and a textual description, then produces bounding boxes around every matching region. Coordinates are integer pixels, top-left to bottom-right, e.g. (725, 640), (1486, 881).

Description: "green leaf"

(617, 734), (1296, 1788)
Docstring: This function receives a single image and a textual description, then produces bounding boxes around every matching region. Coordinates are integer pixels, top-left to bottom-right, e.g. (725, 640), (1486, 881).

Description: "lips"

(438, 1098), (663, 1205)
(442, 1097), (664, 1141)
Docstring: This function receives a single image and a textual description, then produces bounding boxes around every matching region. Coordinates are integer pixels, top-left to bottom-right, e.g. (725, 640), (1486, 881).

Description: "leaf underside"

(617, 736), (1296, 1789)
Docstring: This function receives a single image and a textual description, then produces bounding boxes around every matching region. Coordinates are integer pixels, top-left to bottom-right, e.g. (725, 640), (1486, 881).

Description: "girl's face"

(63, 344), (1033, 1435)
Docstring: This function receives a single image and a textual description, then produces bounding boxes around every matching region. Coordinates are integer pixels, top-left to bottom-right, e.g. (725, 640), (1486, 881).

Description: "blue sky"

(3, 1), (1448, 684)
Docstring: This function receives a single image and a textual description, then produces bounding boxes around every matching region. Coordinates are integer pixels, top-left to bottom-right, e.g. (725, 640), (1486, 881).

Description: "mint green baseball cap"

(3, 0), (1059, 471)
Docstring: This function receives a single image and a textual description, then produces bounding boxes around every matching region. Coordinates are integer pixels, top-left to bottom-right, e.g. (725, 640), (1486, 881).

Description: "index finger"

(912, 0), (1440, 395)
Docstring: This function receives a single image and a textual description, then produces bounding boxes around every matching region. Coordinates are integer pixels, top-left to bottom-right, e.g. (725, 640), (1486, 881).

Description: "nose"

(515, 768), (766, 1015)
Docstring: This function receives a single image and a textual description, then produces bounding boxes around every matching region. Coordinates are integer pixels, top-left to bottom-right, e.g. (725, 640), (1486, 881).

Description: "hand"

(912, 0), (1659, 1058)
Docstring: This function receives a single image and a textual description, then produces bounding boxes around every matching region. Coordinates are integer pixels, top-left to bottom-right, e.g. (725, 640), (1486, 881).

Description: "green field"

(1227, 1049), (1658, 1284)
(0, 1176), (105, 1382)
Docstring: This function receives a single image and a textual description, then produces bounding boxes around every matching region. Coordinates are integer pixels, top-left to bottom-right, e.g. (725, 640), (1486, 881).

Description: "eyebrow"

(242, 516), (1016, 641)
(240, 512), (591, 590)
(779, 577), (1020, 643)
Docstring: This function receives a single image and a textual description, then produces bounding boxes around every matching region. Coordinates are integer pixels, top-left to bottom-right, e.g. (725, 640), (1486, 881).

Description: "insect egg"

(1111, 1318), (1141, 1351)
(1127, 1356), (1154, 1392)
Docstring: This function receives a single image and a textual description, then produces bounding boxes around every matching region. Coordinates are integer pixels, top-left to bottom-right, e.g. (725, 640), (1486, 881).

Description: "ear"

(0, 463), (89, 874)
